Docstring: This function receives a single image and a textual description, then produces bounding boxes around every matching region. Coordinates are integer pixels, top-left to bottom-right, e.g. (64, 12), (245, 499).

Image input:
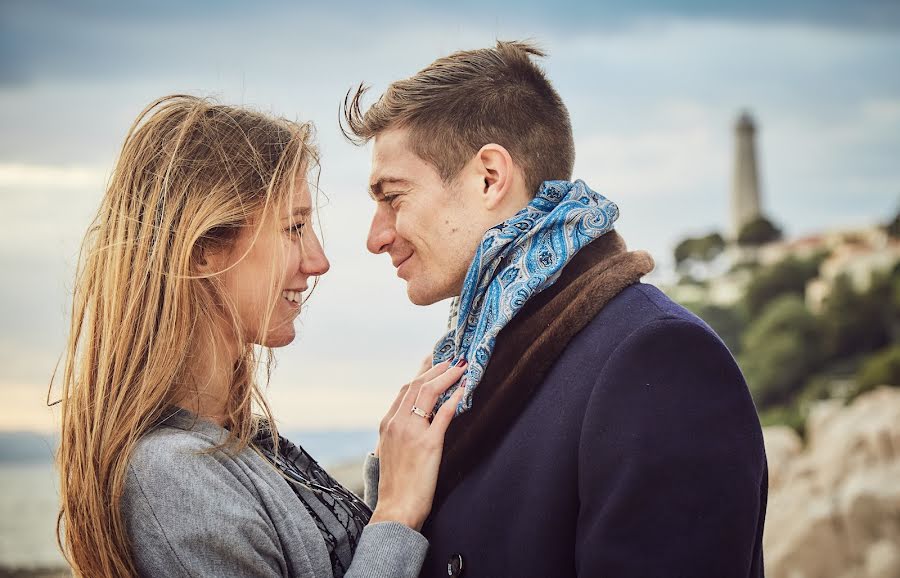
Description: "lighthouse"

(730, 112), (763, 240)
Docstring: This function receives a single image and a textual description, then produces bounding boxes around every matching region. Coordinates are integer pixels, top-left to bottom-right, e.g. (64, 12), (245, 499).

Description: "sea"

(0, 429), (377, 572)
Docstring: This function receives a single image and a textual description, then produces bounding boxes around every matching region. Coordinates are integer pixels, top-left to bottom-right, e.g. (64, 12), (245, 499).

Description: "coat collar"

(431, 230), (655, 507)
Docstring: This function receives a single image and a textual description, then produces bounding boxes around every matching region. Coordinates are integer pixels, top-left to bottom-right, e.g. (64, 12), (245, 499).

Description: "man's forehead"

(369, 129), (420, 197)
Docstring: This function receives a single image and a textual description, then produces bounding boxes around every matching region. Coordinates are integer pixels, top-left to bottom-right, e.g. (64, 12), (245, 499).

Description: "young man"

(343, 41), (767, 578)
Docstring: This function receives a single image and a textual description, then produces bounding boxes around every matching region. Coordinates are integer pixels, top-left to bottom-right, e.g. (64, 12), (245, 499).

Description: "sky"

(1, 0), (898, 432)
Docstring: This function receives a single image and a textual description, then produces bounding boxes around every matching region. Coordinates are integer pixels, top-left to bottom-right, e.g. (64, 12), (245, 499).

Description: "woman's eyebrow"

(289, 206), (312, 218)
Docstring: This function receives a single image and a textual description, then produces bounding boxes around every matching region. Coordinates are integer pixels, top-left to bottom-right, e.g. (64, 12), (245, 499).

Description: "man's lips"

(392, 254), (412, 269)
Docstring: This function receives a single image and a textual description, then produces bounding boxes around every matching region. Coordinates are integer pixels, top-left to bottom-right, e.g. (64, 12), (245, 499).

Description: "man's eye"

(383, 194), (400, 206)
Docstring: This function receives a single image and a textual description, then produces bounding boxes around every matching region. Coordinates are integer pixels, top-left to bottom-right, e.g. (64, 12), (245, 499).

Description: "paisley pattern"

(433, 180), (619, 414)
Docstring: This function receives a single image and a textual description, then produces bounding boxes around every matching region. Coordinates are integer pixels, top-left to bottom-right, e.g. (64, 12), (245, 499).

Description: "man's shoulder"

(586, 282), (716, 342)
(554, 281), (737, 385)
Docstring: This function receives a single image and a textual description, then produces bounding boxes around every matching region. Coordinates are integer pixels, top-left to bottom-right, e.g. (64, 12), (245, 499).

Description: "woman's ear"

(192, 241), (225, 276)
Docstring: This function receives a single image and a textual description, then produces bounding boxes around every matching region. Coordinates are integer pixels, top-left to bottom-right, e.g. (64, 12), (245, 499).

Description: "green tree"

(743, 253), (826, 317)
(674, 232), (726, 273)
(738, 295), (823, 408)
(886, 207), (900, 238)
(682, 302), (746, 356)
(820, 272), (894, 362)
(737, 216), (783, 247)
(856, 345), (900, 396)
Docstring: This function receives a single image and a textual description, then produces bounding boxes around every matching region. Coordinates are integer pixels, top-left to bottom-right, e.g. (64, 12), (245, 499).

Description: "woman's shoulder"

(130, 426), (208, 469)
(122, 423), (322, 577)
(127, 412), (279, 497)
(129, 413), (230, 471)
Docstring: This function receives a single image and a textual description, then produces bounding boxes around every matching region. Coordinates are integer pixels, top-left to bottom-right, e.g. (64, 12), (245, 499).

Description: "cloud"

(0, 383), (61, 433)
(1, 11), (898, 431)
(0, 163), (108, 189)
(2, 0), (899, 89)
(574, 101), (727, 199)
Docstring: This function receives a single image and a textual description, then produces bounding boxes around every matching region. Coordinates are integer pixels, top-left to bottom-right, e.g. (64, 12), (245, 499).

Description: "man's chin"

(406, 282), (458, 307)
(406, 287), (439, 306)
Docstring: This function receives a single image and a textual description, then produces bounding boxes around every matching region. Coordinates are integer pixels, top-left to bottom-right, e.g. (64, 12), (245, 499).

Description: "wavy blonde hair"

(53, 94), (318, 577)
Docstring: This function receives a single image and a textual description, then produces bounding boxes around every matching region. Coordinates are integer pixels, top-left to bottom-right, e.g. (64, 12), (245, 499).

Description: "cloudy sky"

(1, 0), (898, 432)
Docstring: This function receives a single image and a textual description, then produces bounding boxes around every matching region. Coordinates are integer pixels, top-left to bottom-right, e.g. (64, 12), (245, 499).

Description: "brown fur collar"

(432, 230), (655, 505)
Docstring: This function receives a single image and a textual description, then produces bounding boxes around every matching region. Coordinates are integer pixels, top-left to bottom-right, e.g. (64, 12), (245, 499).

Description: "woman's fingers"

(383, 382), (410, 424)
(377, 358), (456, 456)
(413, 360), (467, 417)
(429, 381), (465, 433)
(384, 358), (446, 424)
(392, 359), (453, 420)
(412, 359), (453, 387)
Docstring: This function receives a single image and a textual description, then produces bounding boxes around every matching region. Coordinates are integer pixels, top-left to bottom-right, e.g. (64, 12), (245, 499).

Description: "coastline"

(0, 568), (71, 578)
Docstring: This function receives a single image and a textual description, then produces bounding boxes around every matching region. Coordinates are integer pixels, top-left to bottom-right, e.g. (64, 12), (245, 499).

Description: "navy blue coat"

(420, 273), (767, 577)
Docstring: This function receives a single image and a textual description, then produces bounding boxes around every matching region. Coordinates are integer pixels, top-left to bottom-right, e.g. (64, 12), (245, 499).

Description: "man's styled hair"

(342, 40), (575, 196)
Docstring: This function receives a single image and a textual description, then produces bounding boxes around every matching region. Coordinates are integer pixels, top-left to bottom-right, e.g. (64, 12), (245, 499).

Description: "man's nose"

(366, 204), (395, 255)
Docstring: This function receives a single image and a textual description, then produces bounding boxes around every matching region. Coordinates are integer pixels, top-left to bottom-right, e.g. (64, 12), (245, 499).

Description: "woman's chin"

(264, 331), (296, 348)
(254, 323), (296, 348)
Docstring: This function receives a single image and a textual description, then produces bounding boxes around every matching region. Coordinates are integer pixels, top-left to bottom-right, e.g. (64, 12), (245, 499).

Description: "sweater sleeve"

(346, 453), (429, 577)
(123, 451), (288, 578)
(345, 522), (429, 578)
(362, 452), (380, 509)
(576, 318), (767, 578)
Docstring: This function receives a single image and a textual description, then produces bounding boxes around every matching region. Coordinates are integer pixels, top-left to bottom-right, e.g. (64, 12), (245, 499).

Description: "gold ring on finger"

(410, 405), (434, 422)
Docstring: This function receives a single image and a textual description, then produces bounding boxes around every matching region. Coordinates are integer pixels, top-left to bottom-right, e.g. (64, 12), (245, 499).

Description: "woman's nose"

(301, 232), (330, 276)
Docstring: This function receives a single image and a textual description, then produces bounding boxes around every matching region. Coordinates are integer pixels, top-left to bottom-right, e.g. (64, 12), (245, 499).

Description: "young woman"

(55, 94), (465, 577)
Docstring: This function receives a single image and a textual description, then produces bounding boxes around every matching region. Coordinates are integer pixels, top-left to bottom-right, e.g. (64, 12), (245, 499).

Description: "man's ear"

(477, 144), (518, 211)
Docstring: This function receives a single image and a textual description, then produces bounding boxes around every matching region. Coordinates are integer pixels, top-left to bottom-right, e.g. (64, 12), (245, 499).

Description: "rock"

(763, 386), (900, 578)
(864, 539), (900, 578)
(762, 425), (802, 491)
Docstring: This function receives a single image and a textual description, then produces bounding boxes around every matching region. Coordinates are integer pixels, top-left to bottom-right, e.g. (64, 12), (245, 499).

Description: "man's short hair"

(342, 40), (575, 196)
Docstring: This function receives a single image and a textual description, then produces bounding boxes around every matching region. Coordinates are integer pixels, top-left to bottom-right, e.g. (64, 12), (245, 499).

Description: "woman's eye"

(287, 222), (304, 239)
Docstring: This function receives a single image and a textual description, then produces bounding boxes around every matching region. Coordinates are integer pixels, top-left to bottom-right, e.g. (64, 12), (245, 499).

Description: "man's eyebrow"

(369, 177), (412, 200)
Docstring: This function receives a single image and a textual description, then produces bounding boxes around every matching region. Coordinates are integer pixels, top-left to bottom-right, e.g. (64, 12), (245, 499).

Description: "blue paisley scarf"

(433, 179), (619, 415)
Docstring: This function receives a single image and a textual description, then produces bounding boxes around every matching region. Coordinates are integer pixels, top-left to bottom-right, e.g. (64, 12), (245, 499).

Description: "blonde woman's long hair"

(53, 94), (318, 577)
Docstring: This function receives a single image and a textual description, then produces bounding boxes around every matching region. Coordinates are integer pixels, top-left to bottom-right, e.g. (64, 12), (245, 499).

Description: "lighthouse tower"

(730, 112), (763, 240)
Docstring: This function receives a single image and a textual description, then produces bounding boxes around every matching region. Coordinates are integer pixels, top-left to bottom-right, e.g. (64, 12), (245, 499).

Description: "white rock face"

(763, 386), (900, 578)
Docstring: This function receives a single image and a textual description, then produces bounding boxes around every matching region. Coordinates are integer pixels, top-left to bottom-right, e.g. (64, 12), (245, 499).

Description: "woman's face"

(217, 178), (330, 348)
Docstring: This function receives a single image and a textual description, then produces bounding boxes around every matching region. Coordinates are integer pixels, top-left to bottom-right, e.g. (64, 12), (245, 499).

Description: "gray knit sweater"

(121, 411), (426, 577)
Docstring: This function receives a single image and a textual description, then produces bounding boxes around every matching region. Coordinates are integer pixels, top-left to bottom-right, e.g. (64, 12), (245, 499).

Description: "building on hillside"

(806, 226), (899, 312)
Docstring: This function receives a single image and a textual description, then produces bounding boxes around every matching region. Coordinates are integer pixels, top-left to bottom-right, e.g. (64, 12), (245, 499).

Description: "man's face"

(366, 128), (485, 305)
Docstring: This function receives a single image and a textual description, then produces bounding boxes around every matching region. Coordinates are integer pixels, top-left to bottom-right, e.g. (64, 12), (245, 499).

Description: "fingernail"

(456, 358), (467, 367)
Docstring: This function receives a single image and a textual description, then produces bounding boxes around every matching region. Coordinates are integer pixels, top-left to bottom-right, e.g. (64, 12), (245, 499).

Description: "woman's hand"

(374, 355), (433, 458)
(369, 359), (466, 532)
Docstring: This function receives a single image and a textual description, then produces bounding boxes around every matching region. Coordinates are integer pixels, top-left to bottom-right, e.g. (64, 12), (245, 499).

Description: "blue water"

(0, 429), (376, 569)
